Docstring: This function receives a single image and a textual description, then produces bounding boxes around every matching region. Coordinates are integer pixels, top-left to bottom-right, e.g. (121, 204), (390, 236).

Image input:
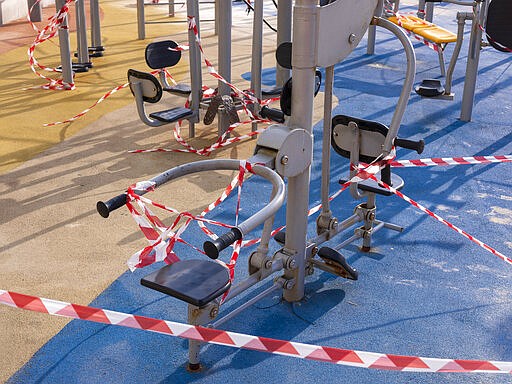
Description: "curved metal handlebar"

(97, 159), (286, 258)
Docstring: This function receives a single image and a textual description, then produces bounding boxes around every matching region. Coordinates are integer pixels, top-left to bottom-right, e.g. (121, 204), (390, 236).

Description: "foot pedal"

(149, 107), (193, 123)
(317, 247), (358, 280)
(415, 79), (444, 97)
(165, 83), (192, 96)
(274, 231), (285, 245)
(262, 87), (282, 97)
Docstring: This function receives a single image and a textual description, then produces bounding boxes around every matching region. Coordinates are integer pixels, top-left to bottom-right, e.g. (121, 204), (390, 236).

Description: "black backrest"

(127, 69), (163, 103)
(486, 0), (512, 52)
(145, 40), (182, 69)
(331, 115), (388, 163)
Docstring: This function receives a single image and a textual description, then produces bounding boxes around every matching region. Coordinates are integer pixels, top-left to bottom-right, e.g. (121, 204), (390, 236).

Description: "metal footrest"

(415, 79), (445, 98)
(165, 83), (192, 96)
(317, 247), (358, 280)
(149, 107), (193, 123)
(141, 259), (231, 307)
(262, 87), (282, 97)
(340, 172), (404, 197)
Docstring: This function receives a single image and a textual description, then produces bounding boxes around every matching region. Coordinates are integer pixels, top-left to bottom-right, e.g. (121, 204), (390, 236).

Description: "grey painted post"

(217, 0), (232, 136)
(137, 0), (145, 40)
(282, 0), (317, 303)
(425, 1), (434, 22)
(460, 1), (485, 122)
(28, 0), (42, 22)
(187, 0), (202, 137)
(75, 0), (91, 66)
(90, 0), (102, 49)
(169, 0), (175, 17)
(56, 0), (73, 85)
(276, 0), (292, 87)
(251, 0), (264, 132)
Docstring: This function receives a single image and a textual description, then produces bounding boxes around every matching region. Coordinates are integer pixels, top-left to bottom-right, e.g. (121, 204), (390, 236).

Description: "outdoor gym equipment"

(374, 0), (512, 122)
(99, 0), (425, 370)
(128, 0), (284, 138)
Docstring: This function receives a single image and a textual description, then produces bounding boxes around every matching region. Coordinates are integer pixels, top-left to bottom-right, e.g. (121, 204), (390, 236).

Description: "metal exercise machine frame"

(99, 0), (425, 370)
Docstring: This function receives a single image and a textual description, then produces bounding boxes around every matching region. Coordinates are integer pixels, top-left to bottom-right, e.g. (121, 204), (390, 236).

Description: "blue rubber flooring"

(9, 3), (512, 383)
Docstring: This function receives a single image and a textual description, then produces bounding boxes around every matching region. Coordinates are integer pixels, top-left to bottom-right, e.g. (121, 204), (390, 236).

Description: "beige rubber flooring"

(0, 2), (334, 381)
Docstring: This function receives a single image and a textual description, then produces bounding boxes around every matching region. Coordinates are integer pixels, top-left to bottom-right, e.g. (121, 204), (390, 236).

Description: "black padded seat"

(164, 83), (192, 95)
(340, 172), (404, 197)
(149, 107), (193, 123)
(415, 79), (445, 97)
(141, 259), (231, 307)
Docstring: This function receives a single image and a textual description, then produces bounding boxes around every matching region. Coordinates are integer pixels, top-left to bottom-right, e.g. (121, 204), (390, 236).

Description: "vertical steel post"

(28, 0), (42, 22)
(217, 0), (232, 136)
(276, 0), (292, 86)
(319, 66), (334, 222)
(282, 0), (317, 303)
(56, 0), (73, 85)
(425, 1), (434, 22)
(460, 1), (485, 122)
(90, 0), (102, 49)
(169, 0), (175, 17)
(187, 0), (202, 137)
(137, 0), (145, 40)
(75, 0), (91, 66)
(251, 0), (264, 132)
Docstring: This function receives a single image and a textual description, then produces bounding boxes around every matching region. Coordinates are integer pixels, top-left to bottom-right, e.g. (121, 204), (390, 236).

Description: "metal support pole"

(169, 0), (175, 17)
(187, 0), (202, 137)
(425, 1), (434, 22)
(214, 0), (219, 36)
(28, 0), (42, 22)
(56, 0), (74, 85)
(318, 65), (334, 224)
(137, 0), (145, 40)
(282, 0), (317, 303)
(90, 0), (103, 49)
(217, 0), (232, 136)
(75, 0), (91, 67)
(460, 1), (485, 122)
(251, 0), (264, 132)
(276, 0), (292, 86)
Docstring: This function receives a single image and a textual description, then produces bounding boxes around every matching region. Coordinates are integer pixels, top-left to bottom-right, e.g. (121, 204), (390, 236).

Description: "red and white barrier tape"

(27, 0), (76, 90)
(390, 155), (512, 167)
(44, 69), (178, 126)
(1, 289), (511, 374)
(365, 172), (512, 266)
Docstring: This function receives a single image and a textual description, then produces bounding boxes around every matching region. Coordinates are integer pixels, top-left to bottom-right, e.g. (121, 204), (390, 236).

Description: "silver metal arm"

(374, 17), (416, 154)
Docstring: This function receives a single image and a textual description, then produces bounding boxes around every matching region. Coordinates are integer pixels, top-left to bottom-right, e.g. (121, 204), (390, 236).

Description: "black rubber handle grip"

(203, 228), (243, 259)
(96, 193), (128, 218)
(259, 106), (285, 123)
(394, 138), (425, 154)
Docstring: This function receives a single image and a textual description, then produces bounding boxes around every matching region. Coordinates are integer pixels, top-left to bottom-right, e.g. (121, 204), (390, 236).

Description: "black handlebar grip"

(203, 228), (243, 259)
(394, 138), (425, 154)
(259, 106), (285, 123)
(96, 193), (128, 218)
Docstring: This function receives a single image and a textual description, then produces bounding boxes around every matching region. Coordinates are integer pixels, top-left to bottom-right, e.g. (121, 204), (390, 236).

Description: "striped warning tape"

(27, 0), (76, 90)
(365, 172), (512, 266)
(1, 289), (511, 373)
(390, 155), (512, 167)
(43, 68), (178, 126)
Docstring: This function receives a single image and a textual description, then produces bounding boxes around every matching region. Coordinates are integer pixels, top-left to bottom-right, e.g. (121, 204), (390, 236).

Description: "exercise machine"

(99, 0), (425, 370)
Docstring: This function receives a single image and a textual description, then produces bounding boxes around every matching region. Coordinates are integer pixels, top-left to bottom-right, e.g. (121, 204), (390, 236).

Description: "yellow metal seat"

(413, 26), (457, 44)
(388, 15), (432, 30)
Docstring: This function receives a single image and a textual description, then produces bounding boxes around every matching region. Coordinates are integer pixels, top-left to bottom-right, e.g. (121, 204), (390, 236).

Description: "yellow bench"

(389, 15), (457, 76)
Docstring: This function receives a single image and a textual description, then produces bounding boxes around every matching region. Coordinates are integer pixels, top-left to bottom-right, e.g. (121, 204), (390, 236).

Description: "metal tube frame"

(56, 0), (74, 85)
